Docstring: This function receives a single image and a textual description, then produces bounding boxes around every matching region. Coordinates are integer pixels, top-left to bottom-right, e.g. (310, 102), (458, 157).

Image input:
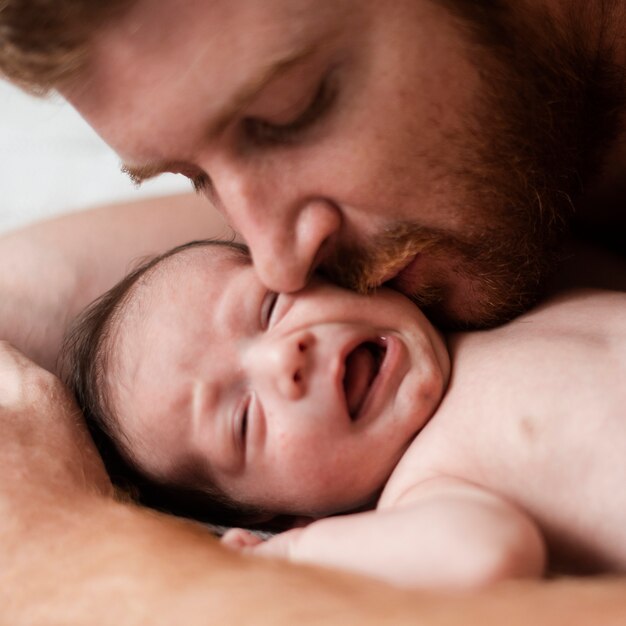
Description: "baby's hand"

(220, 528), (264, 552)
(221, 527), (305, 559)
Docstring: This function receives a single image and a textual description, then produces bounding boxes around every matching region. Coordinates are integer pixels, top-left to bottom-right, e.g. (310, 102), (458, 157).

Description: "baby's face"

(112, 245), (450, 517)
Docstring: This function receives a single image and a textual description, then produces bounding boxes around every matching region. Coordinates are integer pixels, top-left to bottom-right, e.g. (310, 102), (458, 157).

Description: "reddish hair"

(0, 0), (129, 94)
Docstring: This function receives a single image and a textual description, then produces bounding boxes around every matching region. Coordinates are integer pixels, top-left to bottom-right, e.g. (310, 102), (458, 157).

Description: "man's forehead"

(66, 0), (348, 161)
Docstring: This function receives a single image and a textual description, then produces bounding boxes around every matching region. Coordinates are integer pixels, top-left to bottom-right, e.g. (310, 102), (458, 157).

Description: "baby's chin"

(290, 476), (391, 520)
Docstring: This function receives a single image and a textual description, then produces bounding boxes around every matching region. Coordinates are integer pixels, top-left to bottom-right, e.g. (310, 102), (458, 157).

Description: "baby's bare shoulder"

(464, 289), (626, 377)
(471, 289), (625, 400)
(514, 288), (626, 335)
(381, 290), (626, 571)
(384, 290), (625, 506)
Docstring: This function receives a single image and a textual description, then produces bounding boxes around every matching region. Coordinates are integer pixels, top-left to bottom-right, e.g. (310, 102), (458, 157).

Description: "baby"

(61, 239), (626, 589)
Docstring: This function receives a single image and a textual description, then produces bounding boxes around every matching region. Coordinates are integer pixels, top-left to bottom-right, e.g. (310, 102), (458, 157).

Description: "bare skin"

(0, 343), (435, 625)
(224, 290), (625, 587)
(1, 203), (625, 623)
(2, 342), (626, 626)
(0, 0), (625, 620)
(98, 245), (624, 588)
(63, 0), (626, 327)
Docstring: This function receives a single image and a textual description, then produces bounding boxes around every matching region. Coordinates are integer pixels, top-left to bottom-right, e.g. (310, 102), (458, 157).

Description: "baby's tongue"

(344, 345), (377, 417)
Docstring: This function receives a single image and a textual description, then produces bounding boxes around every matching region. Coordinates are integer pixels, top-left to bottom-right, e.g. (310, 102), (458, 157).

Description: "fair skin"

(234, 289), (626, 586)
(107, 244), (450, 517)
(105, 245), (625, 589)
(0, 207), (463, 626)
(62, 0), (626, 328)
(5, 339), (626, 624)
(1, 0), (625, 618)
(0, 343), (444, 626)
(2, 205), (625, 623)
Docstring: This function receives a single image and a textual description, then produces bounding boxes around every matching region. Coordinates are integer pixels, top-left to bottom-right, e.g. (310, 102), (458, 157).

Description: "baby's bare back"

(383, 289), (626, 574)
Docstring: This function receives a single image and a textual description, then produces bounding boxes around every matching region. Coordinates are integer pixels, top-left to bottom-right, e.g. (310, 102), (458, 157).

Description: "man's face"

(65, 0), (582, 326)
(111, 245), (449, 517)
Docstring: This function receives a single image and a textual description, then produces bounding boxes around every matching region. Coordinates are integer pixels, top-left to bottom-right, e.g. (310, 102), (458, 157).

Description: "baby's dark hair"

(60, 239), (268, 527)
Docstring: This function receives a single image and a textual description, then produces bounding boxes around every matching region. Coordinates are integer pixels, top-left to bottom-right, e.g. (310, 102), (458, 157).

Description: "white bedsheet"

(0, 81), (187, 235)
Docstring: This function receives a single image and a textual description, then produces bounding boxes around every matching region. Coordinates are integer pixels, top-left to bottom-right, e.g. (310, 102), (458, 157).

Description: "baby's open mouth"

(343, 339), (387, 420)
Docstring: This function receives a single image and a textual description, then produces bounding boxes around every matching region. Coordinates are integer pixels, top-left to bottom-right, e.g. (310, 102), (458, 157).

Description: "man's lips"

(386, 253), (422, 289)
(368, 252), (422, 289)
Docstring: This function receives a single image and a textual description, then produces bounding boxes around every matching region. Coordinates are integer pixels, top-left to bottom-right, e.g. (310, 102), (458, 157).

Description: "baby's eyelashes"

(240, 404), (249, 446)
(232, 395), (251, 459)
(260, 291), (279, 329)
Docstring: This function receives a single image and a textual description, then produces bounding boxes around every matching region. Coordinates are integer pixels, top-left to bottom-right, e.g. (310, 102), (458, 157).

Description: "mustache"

(321, 222), (445, 295)
(319, 219), (549, 329)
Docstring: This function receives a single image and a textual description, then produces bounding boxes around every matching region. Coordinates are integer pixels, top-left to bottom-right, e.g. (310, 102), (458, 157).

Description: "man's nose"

(246, 332), (315, 401)
(212, 162), (341, 293)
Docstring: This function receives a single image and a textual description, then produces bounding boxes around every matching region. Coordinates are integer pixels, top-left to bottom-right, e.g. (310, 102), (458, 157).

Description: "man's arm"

(0, 192), (229, 371)
(224, 477), (545, 589)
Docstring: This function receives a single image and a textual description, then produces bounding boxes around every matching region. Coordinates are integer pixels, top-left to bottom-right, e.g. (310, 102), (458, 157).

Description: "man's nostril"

(298, 342), (306, 352)
(293, 370), (302, 383)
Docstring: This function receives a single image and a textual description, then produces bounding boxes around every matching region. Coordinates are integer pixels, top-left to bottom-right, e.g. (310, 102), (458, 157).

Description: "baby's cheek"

(421, 371), (445, 410)
(428, 361), (449, 407)
(405, 359), (447, 421)
(277, 443), (336, 489)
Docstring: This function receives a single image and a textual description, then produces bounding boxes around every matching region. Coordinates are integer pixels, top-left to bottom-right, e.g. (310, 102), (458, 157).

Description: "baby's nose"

(252, 332), (315, 401)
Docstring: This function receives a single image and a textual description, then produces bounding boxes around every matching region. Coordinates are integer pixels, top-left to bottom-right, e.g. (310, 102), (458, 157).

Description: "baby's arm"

(224, 477), (545, 589)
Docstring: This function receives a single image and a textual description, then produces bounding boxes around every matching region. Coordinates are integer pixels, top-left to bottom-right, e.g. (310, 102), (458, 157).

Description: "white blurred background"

(0, 80), (188, 234)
